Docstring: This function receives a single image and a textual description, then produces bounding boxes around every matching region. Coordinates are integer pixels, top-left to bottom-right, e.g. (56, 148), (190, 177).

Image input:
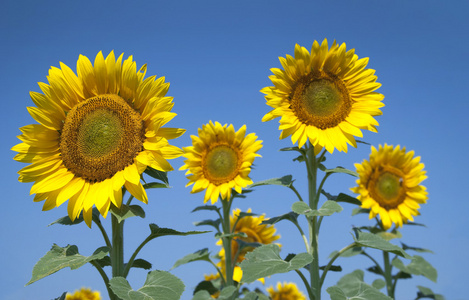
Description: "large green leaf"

(111, 204), (145, 223)
(240, 244), (313, 283)
(192, 290), (212, 300)
(27, 244), (109, 285)
(109, 270), (184, 300)
(292, 200), (343, 217)
(326, 270), (392, 300)
(248, 175), (293, 188)
(353, 230), (411, 259)
(392, 256), (437, 282)
(172, 248), (211, 269)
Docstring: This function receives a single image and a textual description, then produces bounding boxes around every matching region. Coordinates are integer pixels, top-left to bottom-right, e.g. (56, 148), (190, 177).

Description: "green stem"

(221, 196), (235, 288)
(123, 236), (152, 278)
(290, 184), (305, 202)
(305, 144), (320, 300)
(383, 251), (394, 298)
(295, 269), (315, 300)
(319, 243), (356, 288)
(294, 219), (310, 253)
(94, 218), (112, 251)
(111, 215), (125, 278)
(90, 260), (115, 299)
(361, 252), (385, 275)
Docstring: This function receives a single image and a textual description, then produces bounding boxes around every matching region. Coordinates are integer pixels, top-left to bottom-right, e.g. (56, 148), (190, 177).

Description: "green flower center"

(60, 94), (145, 182)
(369, 167), (407, 209)
(291, 71), (352, 129)
(203, 145), (239, 184)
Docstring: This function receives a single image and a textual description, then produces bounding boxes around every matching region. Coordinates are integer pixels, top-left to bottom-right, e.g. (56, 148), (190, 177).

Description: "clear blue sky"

(1, 0), (468, 299)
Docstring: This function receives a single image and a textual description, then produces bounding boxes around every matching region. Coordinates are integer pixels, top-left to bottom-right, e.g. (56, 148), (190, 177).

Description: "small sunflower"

(262, 38), (384, 154)
(267, 282), (306, 300)
(66, 288), (101, 300)
(217, 208), (280, 264)
(13, 51), (185, 226)
(351, 144), (428, 230)
(180, 121), (262, 203)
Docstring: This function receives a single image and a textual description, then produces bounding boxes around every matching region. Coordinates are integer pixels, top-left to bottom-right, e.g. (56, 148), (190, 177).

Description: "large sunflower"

(351, 144), (428, 230)
(180, 121), (262, 203)
(267, 282), (306, 300)
(66, 288), (101, 300)
(13, 51), (185, 226)
(262, 39), (384, 154)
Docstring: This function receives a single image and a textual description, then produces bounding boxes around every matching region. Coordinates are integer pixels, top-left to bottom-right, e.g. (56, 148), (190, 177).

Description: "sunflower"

(66, 288), (101, 300)
(267, 282), (306, 300)
(13, 51), (185, 227)
(351, 144), (428, 230)
(262, 38), (384, 154)
(180, 121), (262, 203)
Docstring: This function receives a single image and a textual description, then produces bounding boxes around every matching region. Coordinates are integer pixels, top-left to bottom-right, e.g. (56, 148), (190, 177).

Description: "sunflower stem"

(221, 195), (236, 295)
(383, 251), (394, 298)
(295, 269), (315, 300)
(305, 143), (320, 300)
(111, 214), (125, 279)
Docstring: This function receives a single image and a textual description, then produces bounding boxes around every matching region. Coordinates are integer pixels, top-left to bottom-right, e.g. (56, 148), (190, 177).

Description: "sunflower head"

(13, 51), (185, 227)
(262, 38), (384, 154)
(66, 288), (101, 300)
(267, 282), (306, 300)
(351, 144), (428, 230)
(180, 121), (262, 204)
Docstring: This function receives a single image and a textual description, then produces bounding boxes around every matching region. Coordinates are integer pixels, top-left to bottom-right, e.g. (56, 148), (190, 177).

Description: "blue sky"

(1, 0), (468, 299)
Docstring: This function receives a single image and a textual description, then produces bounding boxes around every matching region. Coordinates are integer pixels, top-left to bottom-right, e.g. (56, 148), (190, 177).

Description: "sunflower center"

(203, 145), (239, 184)
(291, 71), (352, 129)
(60, 94), (145, 182)
(368, 167), (406, 209)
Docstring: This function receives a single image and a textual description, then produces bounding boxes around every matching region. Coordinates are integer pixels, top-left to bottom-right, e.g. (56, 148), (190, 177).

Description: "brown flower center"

(368, 166), (407, 209)
(203, 145), (240, 185)
(60, 94), (145, 182)
(290, 71), (352, 129)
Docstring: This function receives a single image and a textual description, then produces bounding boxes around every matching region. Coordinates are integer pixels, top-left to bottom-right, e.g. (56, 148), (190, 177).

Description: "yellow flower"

(180, 121), (262, 204)
(351, 144), (428, 230)
(13, 51), (185, 226)
(267, 282), (306, 300)
(262, 39), (384, 154)
(66, 288), (101, 300)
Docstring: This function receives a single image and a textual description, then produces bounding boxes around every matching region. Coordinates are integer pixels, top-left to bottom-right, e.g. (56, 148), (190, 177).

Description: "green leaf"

(95, 255), (111, 268)
(261, 212), (299, 226)
(352, 208), (370, 216)
(27, 244), (109, 285)
(329, 247), (363, 259)
(279, 147), (301, 152)
(172, 248), (211, 269)
(240, 244), (313, 283)
(356, 140), (371, 145)
(215, 232), (247, 239)
(192, 290), (212, 300)
(392, 256), (437, 282)
(353, 230), (411, 259)
(48, 208), (101, 226)
(148, 224), (209, 239)
(126, 258), (152, 270)
(144, 167), (169, 185)
(238, 291), (266, 300)
(248, 175), (293, 188)
(372, 279), (386, 290)
(401, 243), (434, 254)
(193, 280), (218, 297)
(143, 182), (169, 189)
(416, 286), (445, 300)
(320, 166), (358, 177)
(326, 270), (392, 300)
(292, 200), (343, 217)
(376, 231), (402, 241)
(192, 205), (220, 213)
(53, 292), (67, 300)
(320, 265), (342, 272)
(111, 204), (145, 223)
(321, 191), (361, 206)
(217, 286), (237, 299)
(194, 219), (221, 230)
(109, 270), (184, 300)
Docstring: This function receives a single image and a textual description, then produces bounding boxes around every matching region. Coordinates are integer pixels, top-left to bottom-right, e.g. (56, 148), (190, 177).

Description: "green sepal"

(143, 182), (169, 189)
(416, 286), (445, 300)
(352, 229), (411, 259)
(279, 146), (302, 152)
(292, 200), (343, 217)
(111, 204), (145, 223)
(322, 191), (361, 206)
(192, 205), (220, 213)
(240, 244), (313, 283)
(109, 270), (184, 300)
(318, 165), (359, 177)
(125, 258), (152, 270)
(392, 256), (437, 282)
(356, 140), (371, 145)
(248, 175), (293, 188)
(26, 244), (109, 285)
(261, 211), (299, 226)
(148, 224), (209, 239)
(144, 167), (169, 186)
(172, 248), (211, 270)
(352, 208), (370, 216)
(54, 292), (67, 300)
(326, 270), (392, 300)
